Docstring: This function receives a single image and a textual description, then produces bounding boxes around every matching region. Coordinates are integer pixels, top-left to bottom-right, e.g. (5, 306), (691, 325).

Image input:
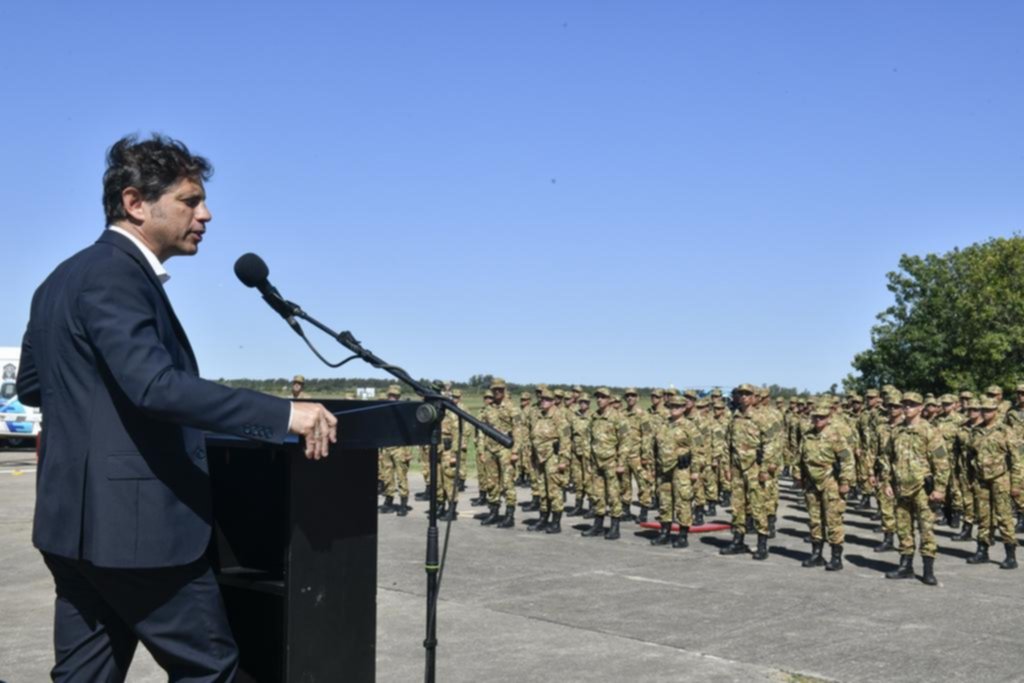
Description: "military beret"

(902, 391), (923, 405)
(387, 384), (402, 396)
(292, 374), (305, 384)
(865, 389), (880, 398)
(979, 397), (999, 410)
(594, 387), (612, 398)
(734, 383), (756, 394)
(683, 388), (699, 400)
(490, 377), (508, 390)
(539, 388), (556, 401)
(985, 385), (1003, 396)
(939, 394), (957, 404)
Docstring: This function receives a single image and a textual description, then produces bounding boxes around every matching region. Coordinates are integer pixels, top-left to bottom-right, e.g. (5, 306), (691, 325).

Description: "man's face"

(735, 392), (754, 410)
(651, 395), (661, 407)
(868, 397), (881, 410)
(1017, 391), (1024, 407)
(540, 397), (554, 414)
(578, 400), (590, 414)
(941, 403), (955, 416)
(968, 408), (981, 424)
(887, 404), (903, 421)
(292, 382), (304, 395)
(812, 415), (829, 432)
(903, 402), (923, 422)
(492, 387), (505, 403)
(596, 395), (611, 411)
(521, 398), (530, 409)
(981, 408), (999, 427)
(625, 393), (638, 409)
(387, 393), (400, 402)
(137, 177), (211, 261)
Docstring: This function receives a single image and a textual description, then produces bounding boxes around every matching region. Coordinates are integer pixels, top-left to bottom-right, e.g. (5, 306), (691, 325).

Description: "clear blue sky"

(3, 2), (1022, 392)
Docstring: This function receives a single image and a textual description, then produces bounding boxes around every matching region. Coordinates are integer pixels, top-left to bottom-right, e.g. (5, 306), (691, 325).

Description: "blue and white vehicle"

(1, 346), (41, 446)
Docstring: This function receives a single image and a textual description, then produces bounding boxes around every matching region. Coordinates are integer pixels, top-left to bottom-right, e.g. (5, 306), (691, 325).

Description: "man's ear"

(122, 187), (146, 223)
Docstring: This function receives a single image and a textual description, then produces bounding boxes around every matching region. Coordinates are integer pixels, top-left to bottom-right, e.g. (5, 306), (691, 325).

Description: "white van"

(0, 346), (41, 446)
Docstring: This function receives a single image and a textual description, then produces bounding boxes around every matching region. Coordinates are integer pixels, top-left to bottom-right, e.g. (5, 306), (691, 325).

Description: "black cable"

(296, 323), (360, 368)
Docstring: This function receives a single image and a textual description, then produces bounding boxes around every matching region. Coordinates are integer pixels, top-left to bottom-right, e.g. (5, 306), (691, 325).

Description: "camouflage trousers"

(418, 446), (431, 488)
(379, 450), (389, 488)
(656, 466), (694, 527)
(803, 477), (846, 545)
(856, 456), (875, 495)
(571, 450), (591, 499)
(382, 449), (411, 498)
(877, 479), (896, 533)
(730, 464), (769, 535)
(766, 470), (780, 516)
(525, 449), (543, 498)
(436, 448), (460, 503)
(974, 472), (1017, 547)
(620, 453), (653, 508)
(537, 457), (568, 514)
(484, 448), (518, 507)
(591, 457), (623, 518)
(701, 462), (719, 505)
(895, 487), (937, 558)
(476, 448), (494, 496)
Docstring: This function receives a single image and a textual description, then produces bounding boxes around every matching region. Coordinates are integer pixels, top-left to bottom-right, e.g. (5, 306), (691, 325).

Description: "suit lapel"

(96, 231), (199, 373)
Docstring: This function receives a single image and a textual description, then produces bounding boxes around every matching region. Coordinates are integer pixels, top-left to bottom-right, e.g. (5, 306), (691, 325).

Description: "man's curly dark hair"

(102, 134), (213, 225)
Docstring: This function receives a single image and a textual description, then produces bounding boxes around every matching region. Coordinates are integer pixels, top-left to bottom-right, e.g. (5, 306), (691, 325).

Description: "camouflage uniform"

(481, 379), (518, 512)
(529, 389), (572, 529)
(620, 390), (653, 513)
(964, 400), (1020, 566)
(379, 385), (412, 514)
(650, 395), (703, 548)
(873, 409), (901, 539)
(567, 396), (593, 514)
(473, 392), (495, 503)
(796, 404), (854, 569)
(584, 388), (624, 538)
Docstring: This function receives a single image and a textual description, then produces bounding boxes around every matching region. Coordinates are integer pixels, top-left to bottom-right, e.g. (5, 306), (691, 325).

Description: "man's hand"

(288, 402), (338, 460)
(838, 483), (850, 496)
(868, 475), (877, 487)
(885, 485), (894, 498)
(758, 471), (768, 483)
(615, 466), (625, 475)
(690, 472), (699, 482)
(929, 490), (945, 504)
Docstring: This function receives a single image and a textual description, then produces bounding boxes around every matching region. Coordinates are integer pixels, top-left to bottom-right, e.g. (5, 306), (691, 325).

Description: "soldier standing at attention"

(721, 384), (776, 560)
(984, 385), (1012, 418)
(1007, 384), (1024, 532)
(756, 387), (785, 538)
(681, 390), (708, 527)
(713, 398), (732, 506)
(650, 392), (702, 548)
(951, 398), (983, 541)
(515, 391), (538, 506)
(582, 388), (625, 540)
(379, 385), (412, 516)
(855, 390), (883, 510)
(566, 393), (593, 517)
(620, 388), (653, 522)
(963, 398), (1019, 569)
(290, 374), (309, 399)
(528, 388), (572, 533)
(479, 378), (518, 528)
(471, 391), (495, 508)
(794, 401), (854, 571)
(696, 398), (719, 517)
(870, 393), (903, 552)
(437, 397), (462, 520)
(884, 392), (949, 585)
(934, 395), (966, 529)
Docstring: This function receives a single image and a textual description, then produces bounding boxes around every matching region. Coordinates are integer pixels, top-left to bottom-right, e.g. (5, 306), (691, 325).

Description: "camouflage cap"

(666, 393), (687, 408)
(811, 401), (832, 417)
(924, 392), (936, 401)
(713, 398), (727, 409)
(696, 397), (711, 408)
(959, 390), (974, 400)
(865, 389), (880, 398)
(663, 387), (679, 397)
(593, 387), (612, 398)
(520, 391), (532, 401)
(387, 384), (402, 396)
(682, 388), (699, 400)
(292, 374), (305, 384)
(623, 387), (639, 396)
(847, 393), (862, 403)
(1016, 383), (1024, 394)
(758, 387), (770, 398)
(711, 388), (723, 398)
(538, 387), (556, 401)
(902, 391), (923, 405)
(924, 396), (938, 407)
(483, 390), (494, 399)
(649, 388), (663, 397)
(489, 377), (507, 390)
(886, 392), (903, 406)
(984, 384), (1003, 396)
(578, 393), (591, 403)
(536, 383), (548, 392)
(572, 385), (583, 393)
(734, 383), (757, 394)
(451, 389), (463, 399)
(939, 394), (957, 405)
(979, 396), (999, 410)
(554, 389), (565, 399)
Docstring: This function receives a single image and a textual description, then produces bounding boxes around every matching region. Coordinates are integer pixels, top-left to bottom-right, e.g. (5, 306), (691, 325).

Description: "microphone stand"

(282, 302), (512, 683)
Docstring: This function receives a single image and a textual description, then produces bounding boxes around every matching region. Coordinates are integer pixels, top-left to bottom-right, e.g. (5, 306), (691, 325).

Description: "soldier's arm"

(836, 440), (855, 489)
(929, 432), (950, 498)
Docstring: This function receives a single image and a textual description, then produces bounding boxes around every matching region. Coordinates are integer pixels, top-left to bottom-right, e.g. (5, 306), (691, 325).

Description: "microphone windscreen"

(234, 253), (269, 288)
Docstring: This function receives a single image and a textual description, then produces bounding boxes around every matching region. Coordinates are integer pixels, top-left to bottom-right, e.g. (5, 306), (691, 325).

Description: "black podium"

(206, 399), (432, 682)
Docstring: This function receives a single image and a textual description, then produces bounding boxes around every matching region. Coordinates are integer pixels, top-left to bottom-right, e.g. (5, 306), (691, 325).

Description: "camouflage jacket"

(531, 410), (572, 464)
(481, 400), (517, 454)
(620, 406), (645, 458)
(571, 410), (592, 461)
(965, 422), (1022, 482)
(889, 419), (949, 497)
(728, 410), (777, 472)
(798, 423), (854, 489)
(684, 412), (710, 469)
(590, 409), (624, 465)
(655, 415), (703, 476)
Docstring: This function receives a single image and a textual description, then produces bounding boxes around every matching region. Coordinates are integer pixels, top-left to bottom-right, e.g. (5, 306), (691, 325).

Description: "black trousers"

(42, 552), (238, 682)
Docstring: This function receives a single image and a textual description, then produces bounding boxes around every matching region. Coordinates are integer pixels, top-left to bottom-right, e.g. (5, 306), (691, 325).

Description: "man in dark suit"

(17, 134), (338, 682)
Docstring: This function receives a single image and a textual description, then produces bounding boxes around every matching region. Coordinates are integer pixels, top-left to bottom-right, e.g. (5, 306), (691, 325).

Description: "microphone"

(234, 253), (301, 330)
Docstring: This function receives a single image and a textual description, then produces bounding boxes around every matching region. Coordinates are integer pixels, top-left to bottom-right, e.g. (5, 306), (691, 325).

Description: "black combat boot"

(767, 515), (777, 539)
(522, 495), (540, 512)
(921, 556), (937, 586)
(951, 522), (973, 542)
(377, 480), (384, 495)
(638, 506), (649, 523)
(650, 521), (672, 546)
(948, 510), (961, 530)
(458, 478), (466, 492)
(497, 507), (515, 528)
(707, 502), (717, 517)
(1016, 511), (1024, 533)
(751, 533), (769, 560)
(470, 491), (487, 506)
(396, 497), (409, 517)
(604, 517), (621, 540)
(620, 503), (635, 522)
(434, 502), (447, 517)
(528, 512), (550, 532)
(933, 508), (948, 526)
(722, 490), (732, 507)
(581, 516), (605, 537)
(672, 526), (689, 548)
(441, 502), (458, 521)
(966, 542), (989, 564)
(802, 541), (825, 567)
(873, 532), (895, 553)
(480, 503), (501, 526)
(566, 495), (584, 517)
(824, 544), (844, 571)
(745, 515), (755, 533)
(857, 496), (871, 511)
(545, 512), (562, 534)
(999, 544), (1018, 570)
(378, 496), (397, 513)
(693, 506), (705, 527)
(719, 532), (750, 555)
(582, 501), (596, 519)
(415, 490), (429, 501)
(885, 554), (914, 579)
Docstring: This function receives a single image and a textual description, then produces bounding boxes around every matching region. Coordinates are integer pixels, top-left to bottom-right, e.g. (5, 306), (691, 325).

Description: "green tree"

(846, 235), (1024, 395)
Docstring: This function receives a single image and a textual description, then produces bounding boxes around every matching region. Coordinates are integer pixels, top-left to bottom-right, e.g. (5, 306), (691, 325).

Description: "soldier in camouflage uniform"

(984, 385), (1012, 419)
(582, 388), (625, 540)
(379, 385), (412, 516)
(527, 387), (572, 533)
(479, 378), (518, 528)
(711, 399), (731, 509)
(1006, 384), (1024, 532)
(855, 389), (883, 510)
(516, 391), (541, 510)
(696, 398), (720, 516)
(471, 391), (495, 508)
(963, 398), (1019, 569)
(883, 392), (950, 585)
(681, 390), (709, 526)
(642, 390), (667, 509)
(794, 401), (855, 571)
(650, 392), (703, 548)
(721, 384), (778, 560)
(951, 398), (983, 541)
(870, 393), (904, 552)
(620, 388), (654, 522)
(566, 393), (593, 516)
(437, 396), (462, 520)
(755, 387), (786, 537)
(933, 395), (966, 528)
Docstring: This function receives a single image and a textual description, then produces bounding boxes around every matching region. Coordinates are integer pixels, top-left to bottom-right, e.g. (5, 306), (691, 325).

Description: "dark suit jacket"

(17, 230), (291, 568)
